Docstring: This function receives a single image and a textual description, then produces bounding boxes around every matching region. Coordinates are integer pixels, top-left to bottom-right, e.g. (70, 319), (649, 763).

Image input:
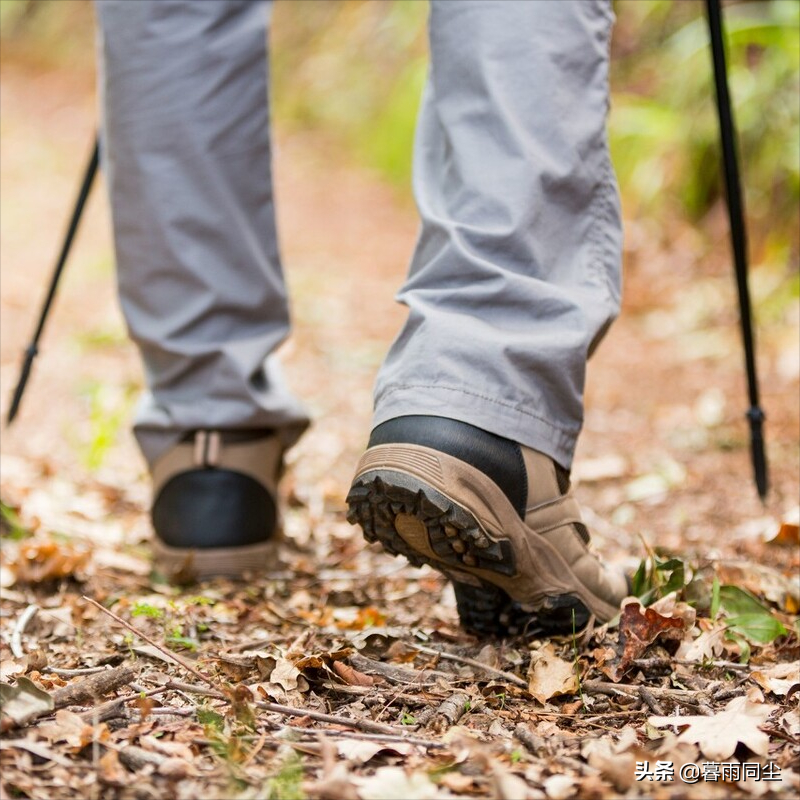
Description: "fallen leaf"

(0, 677), (54, 728)
(676, 626), (726, 663)
(648, 696), (776, 760)
(0, 738), (73, 767)
(605, 601), (686, 680)
(751, 662), (800, 697)
(11, 537), (91, 584)
(543, 774), (577, 800)
(332, 660), (378, 687)
(98, 749), (128, 787)
(334, 739), (412, 764)
(38, 709), (107, 752)
(335, 606), (386, 631)
(355, 765), (442, 799)
(581, 736), (637, 792)
(527, 643), (578, 704)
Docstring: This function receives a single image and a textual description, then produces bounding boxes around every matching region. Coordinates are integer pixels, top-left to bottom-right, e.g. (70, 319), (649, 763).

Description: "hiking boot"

(346, 416), (628, 636)
(150, 430), (282, 581)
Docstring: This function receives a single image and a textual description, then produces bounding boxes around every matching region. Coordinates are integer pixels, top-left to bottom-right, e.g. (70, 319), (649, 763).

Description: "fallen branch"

(52, 664), (137, 709)
(428, 692), (470, 733)
(411, 644), (528, 689)
(349, 652), (451, 686)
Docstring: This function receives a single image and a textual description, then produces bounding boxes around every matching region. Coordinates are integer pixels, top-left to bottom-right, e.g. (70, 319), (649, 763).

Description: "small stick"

(428, 692), (470, 734)
(411, 644), (528, 689)
(43, 666), (110, 677)
(638, 686), (665, 716)
(10, 604), (38, 658)
(306, 730), (447, 749)
(51, 665), (137, 709)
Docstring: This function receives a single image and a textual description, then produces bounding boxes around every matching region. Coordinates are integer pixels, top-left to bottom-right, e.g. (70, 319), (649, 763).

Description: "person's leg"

(96, 0), (309, 470)
(95, 0), (309, 578)
(374, 0), (621, 471)
(349, 0), (626, 633)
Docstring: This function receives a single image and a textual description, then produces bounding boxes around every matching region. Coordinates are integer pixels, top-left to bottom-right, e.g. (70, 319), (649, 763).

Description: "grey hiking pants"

(95, 0), (622, 471)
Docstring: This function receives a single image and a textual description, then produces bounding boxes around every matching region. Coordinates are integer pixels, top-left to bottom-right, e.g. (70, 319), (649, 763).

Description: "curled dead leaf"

(527, 643), (578, 705)
(604, 601), (686, 681)
(332, 660), (378, 687)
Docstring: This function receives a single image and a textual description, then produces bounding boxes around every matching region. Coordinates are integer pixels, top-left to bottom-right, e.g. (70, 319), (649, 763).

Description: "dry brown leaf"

(332, 660), (377, 687)
(527, 643), (578, 704)
(751, 662), (800, 698)
(604, 601), (686, 680)
(11, 538), (91, 584)
(98, 750), (128, 787)
(334, 739), (411, 764)
(581, 737), (637, 792)
(649, 696), (776, 760)
(0, 677), (54, 728)
(335, 606), (386, 631)
(38, 710), (104, 752)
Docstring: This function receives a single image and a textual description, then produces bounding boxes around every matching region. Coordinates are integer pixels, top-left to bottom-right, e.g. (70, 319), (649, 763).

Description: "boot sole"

(346, 444), (618, 633)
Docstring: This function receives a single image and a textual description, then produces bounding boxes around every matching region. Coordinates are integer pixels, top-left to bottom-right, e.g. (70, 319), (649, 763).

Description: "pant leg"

(95, 0), (309, 467)
(373, 0), (621, 469)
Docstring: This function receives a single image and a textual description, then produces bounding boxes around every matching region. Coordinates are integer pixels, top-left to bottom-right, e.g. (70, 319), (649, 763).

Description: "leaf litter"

(1, 473), (798, 800)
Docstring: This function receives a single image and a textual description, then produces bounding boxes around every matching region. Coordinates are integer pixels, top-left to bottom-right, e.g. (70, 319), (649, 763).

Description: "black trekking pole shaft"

(6, 135), (100, 426)
(705, 0), (768, 500)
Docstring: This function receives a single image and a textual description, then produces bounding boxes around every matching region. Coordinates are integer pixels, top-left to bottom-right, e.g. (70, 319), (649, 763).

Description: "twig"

(10, 604), (38, 658)
(43, 666), (111, 678)
(676, 658), (749, 672)
(306, 730), (447, 749)
(164, 678), (399, 735)
(411, 644), (528, 689)
(638, 686), (665, 715)
(428, 692), (470, 733)
(583, 681), (701, 700)
(52, 665), (137, 709)
(349, 652), (451, 686)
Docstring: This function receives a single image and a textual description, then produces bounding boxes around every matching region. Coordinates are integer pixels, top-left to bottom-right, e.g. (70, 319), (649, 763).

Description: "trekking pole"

(6, 135), (100, 426)
(704, 0), (768, 500)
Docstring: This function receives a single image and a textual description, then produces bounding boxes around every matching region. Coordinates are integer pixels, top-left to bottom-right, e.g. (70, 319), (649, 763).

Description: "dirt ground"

(1, 45), (798, 800)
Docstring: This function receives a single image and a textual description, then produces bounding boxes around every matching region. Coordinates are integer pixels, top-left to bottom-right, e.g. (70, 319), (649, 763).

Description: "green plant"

(0, 501), (30, 540)
(76, 381), (136, 472)
(609, 0), (799, 274)
(130, 602), (165, 620)
(266, 751), (305, 800)
(631, 553), (689, 605)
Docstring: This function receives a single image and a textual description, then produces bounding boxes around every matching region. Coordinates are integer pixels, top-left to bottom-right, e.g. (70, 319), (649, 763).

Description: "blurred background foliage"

(1, 0), (797, 309)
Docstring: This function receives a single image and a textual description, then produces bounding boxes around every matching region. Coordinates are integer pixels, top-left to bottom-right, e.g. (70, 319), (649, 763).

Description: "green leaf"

(631, 559), (648, 597)
(724, 630), (751, 664)
(661, 562), (686, 595)
(718, 585), (772, 617)
(726, 614), (788, 645)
